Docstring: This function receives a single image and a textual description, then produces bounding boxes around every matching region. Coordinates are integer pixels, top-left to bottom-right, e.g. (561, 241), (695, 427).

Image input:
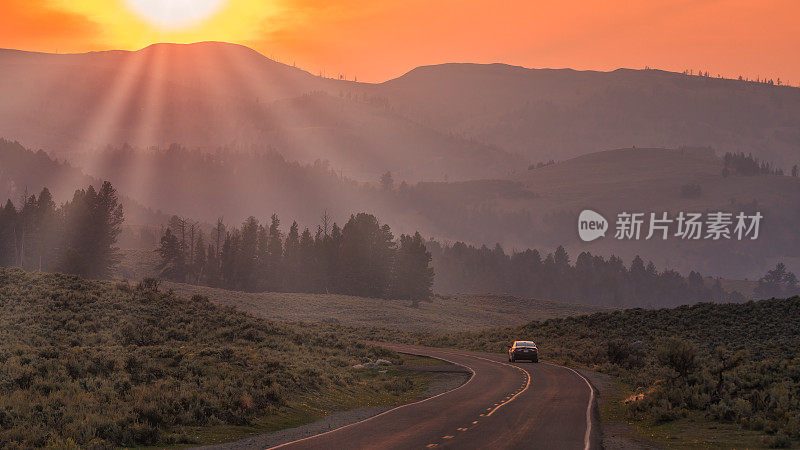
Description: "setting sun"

(38, 0), (282, 54)
(123, 0), (228, 29)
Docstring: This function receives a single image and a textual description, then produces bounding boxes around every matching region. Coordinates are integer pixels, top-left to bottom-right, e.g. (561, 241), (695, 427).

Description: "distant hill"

(0, 42), (520, 181)
(370, 64), (800, 169)
(4, 42), (799, 179)
(5, 136), (799, 278)
(391, 147), (800, 279)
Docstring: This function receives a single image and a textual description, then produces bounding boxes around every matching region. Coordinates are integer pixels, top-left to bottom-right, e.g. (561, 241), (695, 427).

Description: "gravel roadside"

(194, 370), (471, 450)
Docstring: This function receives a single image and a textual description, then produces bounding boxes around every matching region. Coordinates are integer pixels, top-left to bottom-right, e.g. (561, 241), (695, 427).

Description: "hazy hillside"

(0, 138), (165, 228)
(6, 137), (798, 279)
(0, 42), (521, 181)
(372, 64), (800, 169)
(510, 147), (800, 277)
(4, 43), (798, 180)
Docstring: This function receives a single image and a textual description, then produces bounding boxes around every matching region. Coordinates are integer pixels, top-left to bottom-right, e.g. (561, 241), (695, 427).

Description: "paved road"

(272, 343), (599, 450)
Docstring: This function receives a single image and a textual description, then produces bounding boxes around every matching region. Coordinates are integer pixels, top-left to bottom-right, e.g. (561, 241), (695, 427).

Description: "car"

(508, 340), (539, 363)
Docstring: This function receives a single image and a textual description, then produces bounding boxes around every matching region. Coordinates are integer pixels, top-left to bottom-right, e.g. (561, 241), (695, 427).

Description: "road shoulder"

(577, 369), (660, 449)
(193, 367), (471, 449)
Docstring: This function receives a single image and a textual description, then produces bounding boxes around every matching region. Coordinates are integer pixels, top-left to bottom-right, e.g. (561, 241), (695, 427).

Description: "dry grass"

(0, 268), (441, 448)
(162, 282), (609, 332)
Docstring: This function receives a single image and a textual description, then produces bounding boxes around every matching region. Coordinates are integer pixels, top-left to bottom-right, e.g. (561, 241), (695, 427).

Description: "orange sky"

(1, 0), (799, 84)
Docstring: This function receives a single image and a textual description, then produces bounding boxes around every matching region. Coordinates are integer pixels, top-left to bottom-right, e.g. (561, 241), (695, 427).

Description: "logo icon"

(578, 210), (608, 242)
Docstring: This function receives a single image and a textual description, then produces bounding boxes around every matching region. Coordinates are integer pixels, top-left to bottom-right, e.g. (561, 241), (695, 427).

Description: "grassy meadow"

(0, 268), (444, 448)
(163, 281), (609, 332)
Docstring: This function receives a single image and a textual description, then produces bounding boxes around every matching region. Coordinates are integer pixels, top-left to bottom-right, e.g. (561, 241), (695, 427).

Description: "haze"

(2, 0), (799, 83)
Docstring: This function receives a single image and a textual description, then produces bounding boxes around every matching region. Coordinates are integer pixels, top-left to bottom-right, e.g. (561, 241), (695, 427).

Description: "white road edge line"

(267, 349), (476, 450)
(545, 363), (594, 450)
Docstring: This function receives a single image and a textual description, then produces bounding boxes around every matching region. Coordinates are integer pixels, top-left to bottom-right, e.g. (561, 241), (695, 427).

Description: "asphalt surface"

(272, 343), (599, 450)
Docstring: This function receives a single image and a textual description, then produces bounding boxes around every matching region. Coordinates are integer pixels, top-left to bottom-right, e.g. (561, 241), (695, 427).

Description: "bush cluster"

(0, 268), (399, 447)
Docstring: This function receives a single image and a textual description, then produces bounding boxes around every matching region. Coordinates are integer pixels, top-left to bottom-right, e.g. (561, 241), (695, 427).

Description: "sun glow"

(123, 0), (228, 30)
(49, 0), (283, 51)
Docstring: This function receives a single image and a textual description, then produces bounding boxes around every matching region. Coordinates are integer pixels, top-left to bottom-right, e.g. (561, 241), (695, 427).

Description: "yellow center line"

(460, 353), (532, 417)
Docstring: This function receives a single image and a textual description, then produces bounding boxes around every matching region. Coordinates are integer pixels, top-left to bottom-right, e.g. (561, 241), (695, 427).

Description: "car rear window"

(516, 342), (536, 347)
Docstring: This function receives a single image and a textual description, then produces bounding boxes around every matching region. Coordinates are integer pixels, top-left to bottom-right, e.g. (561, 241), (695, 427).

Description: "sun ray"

(75, 47), (148, 174)
(125, 42), (168, 208)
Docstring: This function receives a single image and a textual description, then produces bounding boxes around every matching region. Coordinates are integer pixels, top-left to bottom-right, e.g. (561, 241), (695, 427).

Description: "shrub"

(0, 268), (406, 447)
(656, 337), (698, 379)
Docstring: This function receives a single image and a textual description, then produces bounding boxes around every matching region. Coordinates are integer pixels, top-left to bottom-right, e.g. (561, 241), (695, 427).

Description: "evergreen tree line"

(722, 152), (783, 176)
(753, 262), (800, 299)
(156, 212), (434, 302)
(0, 182), (124, 279)
(427, 241), (748, 308)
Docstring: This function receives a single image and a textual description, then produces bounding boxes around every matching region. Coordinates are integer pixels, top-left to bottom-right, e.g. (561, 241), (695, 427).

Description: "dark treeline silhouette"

(754, 263), (800, 299)
(156, 212), (434, 302)
(0, 182), (124, 279)
(427, 241), (746, 307)
(723, 151), (783, 176)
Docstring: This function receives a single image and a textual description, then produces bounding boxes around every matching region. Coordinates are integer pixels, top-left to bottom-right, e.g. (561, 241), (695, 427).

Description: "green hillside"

(0, 268), (440, 448)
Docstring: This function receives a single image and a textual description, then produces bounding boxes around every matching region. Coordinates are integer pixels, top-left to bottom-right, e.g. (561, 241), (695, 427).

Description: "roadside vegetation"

(348, 297), (800, 447)
(163, 282), (608, 332)
(0, 268), (435, 448)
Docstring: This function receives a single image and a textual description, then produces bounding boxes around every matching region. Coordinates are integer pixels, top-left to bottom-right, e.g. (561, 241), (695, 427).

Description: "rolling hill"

(3, 42), (799, 180)
(370, 63), (800, 169)
(0, 42), (520, 182)
(390, 147), (800, 279)
(5, 137), (799, 280)
(2, 39), (799, 280)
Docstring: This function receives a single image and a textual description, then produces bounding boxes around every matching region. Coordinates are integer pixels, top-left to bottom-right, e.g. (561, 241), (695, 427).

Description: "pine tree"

(32, 187), (57, 272)
(240, 216), (260, 290)
(204, 243), (221, 286)
(283, 221), (301, 291)
(339, 213), (395, 297)
(299, 227), (320, 292)
(0, 200), (17, 266)
(379, 171), (394, 191)
(392, 232), (434, 305)
(265, 213), (283, 291)
(193, 231), (206, 284)
(325, 223), (342, 293)
(156, 228), (185, 281)
(94, 181), (124, 278)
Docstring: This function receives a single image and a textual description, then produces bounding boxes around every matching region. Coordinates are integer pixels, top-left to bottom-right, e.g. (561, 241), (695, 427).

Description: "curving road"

(272, 343), (599, 450)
